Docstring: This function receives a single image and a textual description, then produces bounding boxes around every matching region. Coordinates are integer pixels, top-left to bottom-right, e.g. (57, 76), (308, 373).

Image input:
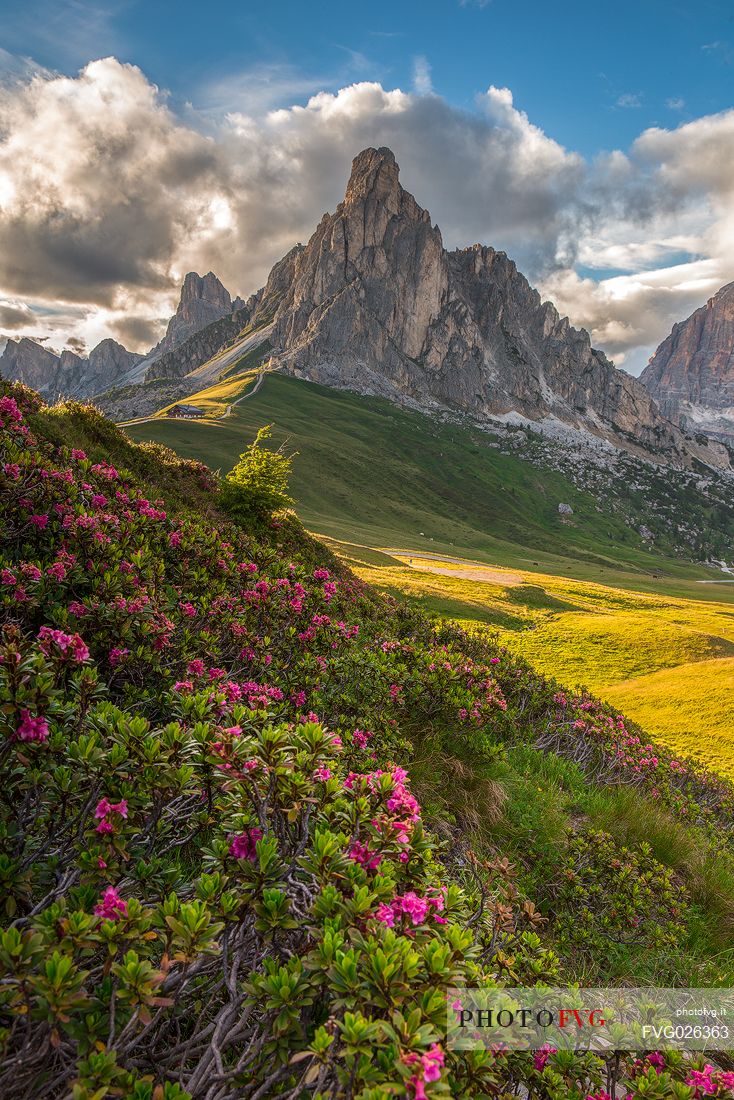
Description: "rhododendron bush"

(2, 381), (734, 1099)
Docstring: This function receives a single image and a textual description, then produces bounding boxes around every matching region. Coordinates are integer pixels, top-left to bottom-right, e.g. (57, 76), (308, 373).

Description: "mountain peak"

(147, 271), (237, 361)
(247, 148), (728, 471)
(180, 271), (230, 307)
(345, 147), (400, 207)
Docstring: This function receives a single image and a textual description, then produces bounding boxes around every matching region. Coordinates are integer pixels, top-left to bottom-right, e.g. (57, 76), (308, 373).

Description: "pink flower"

(348, 841), (381, 869)
(0, 396), (22, 422)
(375, 903), (395, 927)
(16, 709), (49, 742)
(38, 626), (89, 662)
(95, 798), (112, 819)
(421, 1044), (444, 1083)
(229, 828), (263, 861)
(108, 647), (130, 666)
(533, 1045), (556, 1072)
(686, 1066), (716, 1095)
(3, 463), (20, 480)
(29, 514), (48, 528)
(187, 659), (205, 676)
(71, 449), (87, 460)
(94, 886), (127, 921)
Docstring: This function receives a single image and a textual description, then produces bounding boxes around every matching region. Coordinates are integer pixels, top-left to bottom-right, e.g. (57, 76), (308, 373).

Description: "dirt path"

(220, 369), (266, 418)
(385, 550), (523, 586)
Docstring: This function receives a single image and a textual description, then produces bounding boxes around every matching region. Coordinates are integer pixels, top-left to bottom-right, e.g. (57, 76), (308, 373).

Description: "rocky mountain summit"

(147, 271), (242, 362)
(246, 147), (727, 470)
(0, 336), (142, 401)
(641, 281), (734, 444)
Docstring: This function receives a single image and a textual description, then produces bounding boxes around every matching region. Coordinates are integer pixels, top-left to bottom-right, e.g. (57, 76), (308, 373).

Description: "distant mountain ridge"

(640, 281), (734, 444)
(0, 270), (244, 401)
(0, 336), (142, 402)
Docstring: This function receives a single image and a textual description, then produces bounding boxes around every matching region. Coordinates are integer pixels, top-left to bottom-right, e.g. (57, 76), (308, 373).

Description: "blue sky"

(3, 0), (733, 154)
(0, 0), (733, 371)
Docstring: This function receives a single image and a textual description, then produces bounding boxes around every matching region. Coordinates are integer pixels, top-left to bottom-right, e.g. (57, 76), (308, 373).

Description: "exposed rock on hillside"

(145, 307), (251, 382)
(641, 281), (734, 444)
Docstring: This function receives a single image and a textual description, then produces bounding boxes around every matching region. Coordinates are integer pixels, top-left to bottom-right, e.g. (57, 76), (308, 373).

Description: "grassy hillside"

(330, 545), (734, 776)
(5, 378), (734, 1097)
(125, 373), (734, 582)
(122, 370), (734, 776)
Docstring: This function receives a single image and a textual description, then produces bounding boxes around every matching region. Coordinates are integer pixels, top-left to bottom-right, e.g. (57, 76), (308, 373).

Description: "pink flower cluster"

(683, 1064), (734, 1096)
(229, 827), (264, 861)
(15, 708), (49, 742)
(94, 886), (127, 921)
(351, 728), (373, 749)
(403, 1044), (445, 1099)
(375, 889), (446, 929)
(37, 626), (89, 663)
(348, 840), (382, 870)
(344, 767), (422, 860)
(0, 395), (23, 423)
(533, 1044), (557, 1071)
(95, 797), (128, 834)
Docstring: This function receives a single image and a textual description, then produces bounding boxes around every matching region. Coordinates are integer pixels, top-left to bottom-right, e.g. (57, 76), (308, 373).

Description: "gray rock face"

(0, 336), (142, 400)
(145, 307), (251, 382)
(0, 338), (60, 398)
(149, 272), (235, 361)
(640, 282), (734, 444)
(558, 503), (574, 515)
(253, 146), (728, 470)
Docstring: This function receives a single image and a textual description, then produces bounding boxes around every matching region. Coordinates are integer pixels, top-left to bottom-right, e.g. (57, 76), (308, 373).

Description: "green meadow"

(125, 370), (734, 776)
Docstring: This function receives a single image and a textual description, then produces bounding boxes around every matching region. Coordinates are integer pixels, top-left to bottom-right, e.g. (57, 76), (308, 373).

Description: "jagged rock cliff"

(148, 272), (236, 361)
(0, 337), (141, 401)
(640, 282), (734, 444)
(145, 307), (251, 382)
(251, 147), (728, 470)
(0, 338), (60, 398)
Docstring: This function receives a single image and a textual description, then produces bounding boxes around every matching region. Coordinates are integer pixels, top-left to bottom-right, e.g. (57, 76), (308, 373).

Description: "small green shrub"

(220, 424), (294, 520)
